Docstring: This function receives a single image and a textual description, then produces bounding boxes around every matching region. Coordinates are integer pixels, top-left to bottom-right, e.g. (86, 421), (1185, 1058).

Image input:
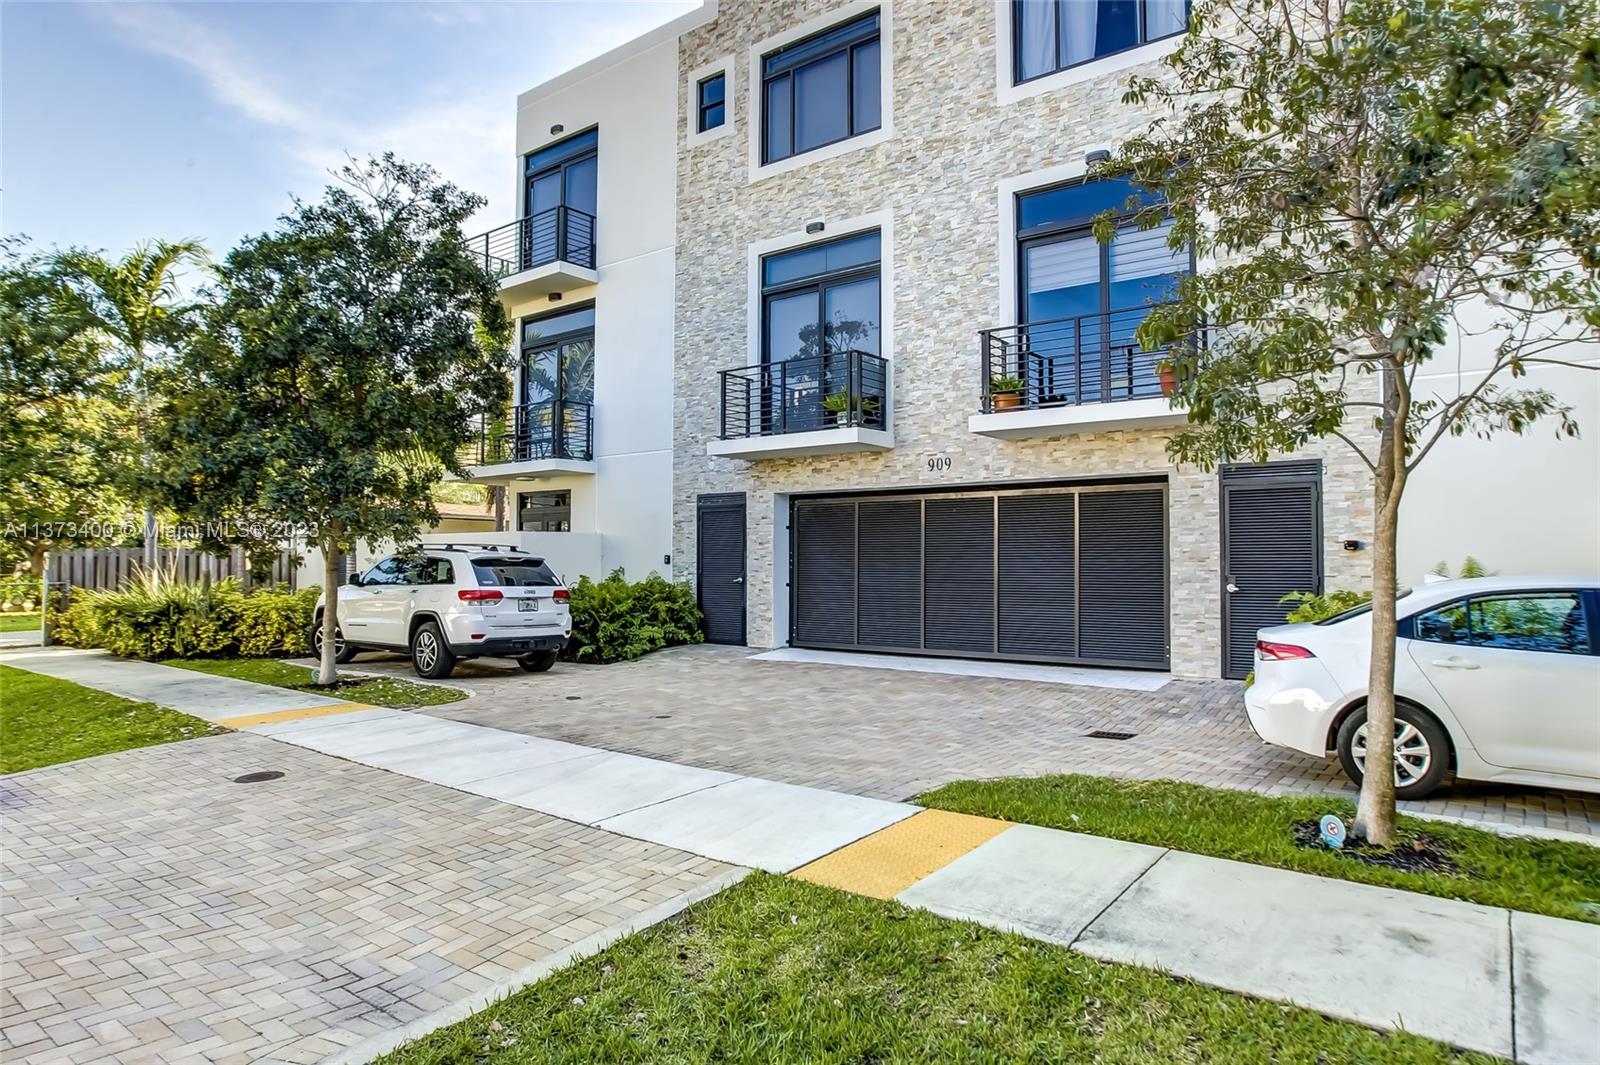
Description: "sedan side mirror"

(347, 573), (364, 587)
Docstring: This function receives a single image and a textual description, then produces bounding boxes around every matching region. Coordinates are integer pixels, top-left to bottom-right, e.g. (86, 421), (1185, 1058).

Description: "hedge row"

(51, 576), (318, 661)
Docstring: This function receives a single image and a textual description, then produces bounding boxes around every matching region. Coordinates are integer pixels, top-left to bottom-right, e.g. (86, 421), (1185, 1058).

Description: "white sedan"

(1245, 576), (1600, 799)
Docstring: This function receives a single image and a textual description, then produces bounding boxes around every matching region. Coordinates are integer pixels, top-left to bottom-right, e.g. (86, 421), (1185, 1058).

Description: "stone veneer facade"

(670, 0), (1374, 678)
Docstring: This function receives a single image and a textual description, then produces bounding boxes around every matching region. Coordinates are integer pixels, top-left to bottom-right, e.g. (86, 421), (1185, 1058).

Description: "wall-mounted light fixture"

(548, 292), (563, 303)
(1084, 148), (1112, 166)
(550, 123), (565, 136)
(805, 220), (825, 234)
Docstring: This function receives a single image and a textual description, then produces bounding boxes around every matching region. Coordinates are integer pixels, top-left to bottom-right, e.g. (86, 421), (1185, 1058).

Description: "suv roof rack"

(430, 543), (515, 553)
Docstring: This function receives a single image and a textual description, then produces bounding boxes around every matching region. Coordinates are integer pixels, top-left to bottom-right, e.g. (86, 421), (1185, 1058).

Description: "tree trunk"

(318, 533), (343, 687)
(1354, 375), (1409, 846)
(492, 485), (506, 531)
(143, 509), (158, 576)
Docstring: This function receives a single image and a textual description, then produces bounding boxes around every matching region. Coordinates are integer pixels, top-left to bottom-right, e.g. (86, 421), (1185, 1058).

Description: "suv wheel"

(517, 650), (559, 673)
(311, 616), (359, 664)
(1336, 703), (1451, 800)
(410, 621), (456, 680)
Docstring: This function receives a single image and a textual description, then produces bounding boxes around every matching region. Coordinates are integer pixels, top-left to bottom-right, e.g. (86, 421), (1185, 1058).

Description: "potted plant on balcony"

(989, 375), (1025, 410)
(1157, 359), (1179, 396)
(821, 390), (880, 426)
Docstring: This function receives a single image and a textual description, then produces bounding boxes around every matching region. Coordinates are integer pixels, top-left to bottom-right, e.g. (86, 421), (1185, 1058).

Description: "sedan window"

(1416, 593), (1588, 654)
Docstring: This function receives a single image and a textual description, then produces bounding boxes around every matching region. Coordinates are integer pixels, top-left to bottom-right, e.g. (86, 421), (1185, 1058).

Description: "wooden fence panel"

(47, 547), (297, 594)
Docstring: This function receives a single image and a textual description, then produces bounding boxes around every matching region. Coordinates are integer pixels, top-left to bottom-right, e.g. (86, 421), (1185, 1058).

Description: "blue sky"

(2, 1), (695, 266)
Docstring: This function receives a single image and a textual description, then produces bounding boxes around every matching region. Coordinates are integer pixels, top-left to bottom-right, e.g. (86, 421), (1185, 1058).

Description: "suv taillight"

(458, 589), (503, 602)
(553, 588), (570, 602)
(1257, 639), (1314, 660)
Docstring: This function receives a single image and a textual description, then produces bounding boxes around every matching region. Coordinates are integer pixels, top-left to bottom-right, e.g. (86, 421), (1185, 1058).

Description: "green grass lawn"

(918, 774), (1600, 924)
(169, 658), (466, 708)
(0, 612), (40, 633)
(380, 873), (1485, 1065)
(0, 664), (226, 773)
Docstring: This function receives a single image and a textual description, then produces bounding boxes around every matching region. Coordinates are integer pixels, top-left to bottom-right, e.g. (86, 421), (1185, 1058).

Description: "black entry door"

(697, 494), (746, 645)
(1221, 461), (1323, 679)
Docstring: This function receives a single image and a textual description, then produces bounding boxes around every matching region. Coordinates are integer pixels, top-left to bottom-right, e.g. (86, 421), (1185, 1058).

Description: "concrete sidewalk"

(8, 651), (1598, 1062)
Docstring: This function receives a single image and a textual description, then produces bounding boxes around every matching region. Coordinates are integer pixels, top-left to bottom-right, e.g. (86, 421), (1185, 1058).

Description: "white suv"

(312, 546), (572, 679)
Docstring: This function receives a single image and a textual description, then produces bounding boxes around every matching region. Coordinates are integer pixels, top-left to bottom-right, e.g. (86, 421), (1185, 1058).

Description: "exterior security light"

(805, 220), (825, 234)
(550, 123), (565, 135)
(1085, 149), (1112, 165)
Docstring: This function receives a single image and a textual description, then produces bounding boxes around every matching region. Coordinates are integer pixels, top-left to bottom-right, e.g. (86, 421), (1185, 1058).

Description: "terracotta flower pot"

(993, 390), (1023, 410)
(1158, 366), (1178, 396)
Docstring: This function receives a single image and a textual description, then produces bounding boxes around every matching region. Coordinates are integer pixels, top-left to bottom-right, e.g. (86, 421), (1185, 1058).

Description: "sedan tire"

(1336, 702), (1452, 800)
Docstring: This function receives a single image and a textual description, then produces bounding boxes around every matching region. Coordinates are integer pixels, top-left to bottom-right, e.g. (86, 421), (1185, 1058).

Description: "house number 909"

(926, 456), (952, 473)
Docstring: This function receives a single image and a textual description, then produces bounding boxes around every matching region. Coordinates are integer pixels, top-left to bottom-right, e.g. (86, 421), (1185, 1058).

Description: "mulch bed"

(1291, 820), (1462, 876)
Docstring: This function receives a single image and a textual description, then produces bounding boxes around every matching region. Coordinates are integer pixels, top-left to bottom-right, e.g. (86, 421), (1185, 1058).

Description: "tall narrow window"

(761, 11), (881, 165)
(523, 129), (598, 268)
(518, 306), (595, 461)
(1014, 0), (1188, 83)
(697, 73), (726, 132)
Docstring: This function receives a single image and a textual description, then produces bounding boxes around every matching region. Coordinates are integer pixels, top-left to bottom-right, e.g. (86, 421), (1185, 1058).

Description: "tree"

(0, 239), (138, 578)
(156, 155), (512, 684)
(59, 239), (208, 569)
(1106, 0), (1600, 842)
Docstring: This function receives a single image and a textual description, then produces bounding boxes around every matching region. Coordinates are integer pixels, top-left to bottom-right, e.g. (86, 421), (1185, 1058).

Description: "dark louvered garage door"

(790, 485), (1167, 668)
(1222, 462), (1322, 679)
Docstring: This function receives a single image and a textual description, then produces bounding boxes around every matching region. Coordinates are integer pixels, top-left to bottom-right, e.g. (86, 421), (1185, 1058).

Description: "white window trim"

(993, 0), (1184, 106)
(746, 0), (894, 184)
(745, 209), (895, 375)
(686, 55), (736, 148)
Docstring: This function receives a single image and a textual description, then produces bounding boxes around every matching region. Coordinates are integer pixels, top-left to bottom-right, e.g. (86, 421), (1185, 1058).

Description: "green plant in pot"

(989, 375), (1025, 410)
(821, 390), (880, 425)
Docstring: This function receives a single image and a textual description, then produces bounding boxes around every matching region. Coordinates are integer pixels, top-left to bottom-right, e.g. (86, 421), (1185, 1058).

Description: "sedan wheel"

(1335, 704), (1451, 800)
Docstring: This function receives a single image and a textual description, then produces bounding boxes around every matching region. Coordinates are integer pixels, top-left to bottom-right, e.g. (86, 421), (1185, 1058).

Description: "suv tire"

(1336, 702), (1451, 801)
(517, 650), (559, 673)
(410, 620), (456, 680)
(311, 615), (360, 664)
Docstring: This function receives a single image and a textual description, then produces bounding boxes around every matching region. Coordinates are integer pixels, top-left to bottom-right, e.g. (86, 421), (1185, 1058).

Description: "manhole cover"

(1085, 730), (1138, 741)
(232, 771), (285, 784)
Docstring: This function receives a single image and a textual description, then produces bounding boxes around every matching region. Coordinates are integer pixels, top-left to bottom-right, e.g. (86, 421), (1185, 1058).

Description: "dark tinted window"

(361, 558), (407, 586)
(472, 557), (560, 587)
(697, 73), (726, 132)
(1015, 0), (1188, 84)
(517, 491), (571, 532)
(762, 12), (880, 165)
(1415, 593), (1588, 654)
(405, 557), (454, 585)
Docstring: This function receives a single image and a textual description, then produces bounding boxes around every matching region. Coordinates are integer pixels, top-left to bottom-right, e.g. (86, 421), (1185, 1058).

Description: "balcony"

(708, 349), (893, 460)
(465, 206), (598, 303)
(968, 305), (1189, 439)
(460, 399), (595, 483)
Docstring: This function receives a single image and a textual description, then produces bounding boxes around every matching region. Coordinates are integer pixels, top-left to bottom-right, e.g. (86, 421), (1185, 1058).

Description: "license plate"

(517, 598), (538, 612)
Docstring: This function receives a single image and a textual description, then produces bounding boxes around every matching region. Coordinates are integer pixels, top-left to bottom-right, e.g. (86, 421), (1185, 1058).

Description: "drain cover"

(565, 695), (582, 701)
(1086, 730), (1138, 741)
(232, 771), (285, 784)
(654, 714), (672, 720)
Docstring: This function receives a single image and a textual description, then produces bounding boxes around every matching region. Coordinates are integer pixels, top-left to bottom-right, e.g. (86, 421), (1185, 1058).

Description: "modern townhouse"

(468, 0), (1598, 679)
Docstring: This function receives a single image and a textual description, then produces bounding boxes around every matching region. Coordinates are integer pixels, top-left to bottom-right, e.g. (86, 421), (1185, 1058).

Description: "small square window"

(697, 73), (726, 132)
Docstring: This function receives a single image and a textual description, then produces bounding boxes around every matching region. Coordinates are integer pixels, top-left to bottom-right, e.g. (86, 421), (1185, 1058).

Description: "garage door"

(791, 485), (1167, 669)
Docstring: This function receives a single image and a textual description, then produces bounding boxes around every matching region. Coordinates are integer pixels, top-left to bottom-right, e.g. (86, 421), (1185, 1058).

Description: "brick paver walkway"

(335, 644), (1600, 835)
(0, 731), (730, 1064)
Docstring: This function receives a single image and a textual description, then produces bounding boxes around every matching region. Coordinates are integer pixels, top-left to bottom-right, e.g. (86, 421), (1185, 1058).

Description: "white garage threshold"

(749, 647), (1172, 691)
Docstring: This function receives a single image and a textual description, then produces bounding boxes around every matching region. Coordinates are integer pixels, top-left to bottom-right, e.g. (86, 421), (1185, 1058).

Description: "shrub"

(48, 571), (318, 660)
(235, 586), (319, 656)
(1278, 588), (1372, 624)
(563, 569), (704, 664)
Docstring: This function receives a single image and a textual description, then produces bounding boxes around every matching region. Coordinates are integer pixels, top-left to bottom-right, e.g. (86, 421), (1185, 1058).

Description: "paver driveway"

(0, 731), (730, 1064)
(341, 644), (1600, 835)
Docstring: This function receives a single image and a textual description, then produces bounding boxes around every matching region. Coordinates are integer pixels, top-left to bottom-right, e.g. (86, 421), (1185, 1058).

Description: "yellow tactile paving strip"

(216, 702), (375, 730)
(791, 809), (1013, 899)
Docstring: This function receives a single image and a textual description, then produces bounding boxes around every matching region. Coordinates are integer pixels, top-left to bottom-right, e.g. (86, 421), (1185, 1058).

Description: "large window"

(762, 231), (881, 364)
(1014, 0), (1188, 83)
(761, 11), (881, 165)
(1013, 176), (1187, 404)
(517, 491), (572, 533)
(524, 129), (598, 268)
(697, 73), (726, 132)
(1414, 593), (1590, 655)
(517, 306), (595, 461)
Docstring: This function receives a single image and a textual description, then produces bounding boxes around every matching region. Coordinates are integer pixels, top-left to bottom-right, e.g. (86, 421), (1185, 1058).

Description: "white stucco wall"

(1398, 316), (1600, 585)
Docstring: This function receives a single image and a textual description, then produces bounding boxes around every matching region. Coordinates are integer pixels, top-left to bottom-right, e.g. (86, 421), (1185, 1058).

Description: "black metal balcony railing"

(462, 399), (594, 467)
(979, 305), (1177, 413)
(718, 350), (888, 439)
(465, 206), (597, 280)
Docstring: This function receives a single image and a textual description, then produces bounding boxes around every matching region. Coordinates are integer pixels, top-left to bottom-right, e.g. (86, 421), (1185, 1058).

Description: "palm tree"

(58, 240), (208, 570)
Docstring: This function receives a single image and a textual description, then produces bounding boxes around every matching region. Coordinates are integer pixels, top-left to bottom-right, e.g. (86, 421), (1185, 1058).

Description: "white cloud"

(90, 1), (693, 236)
